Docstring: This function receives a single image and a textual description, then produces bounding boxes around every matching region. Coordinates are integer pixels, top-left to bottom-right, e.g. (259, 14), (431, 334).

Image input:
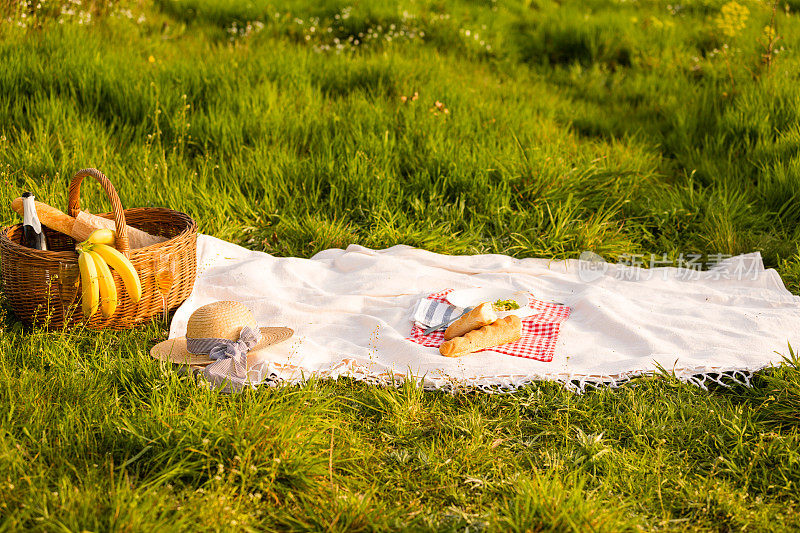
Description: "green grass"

(1, 0), (800, 529)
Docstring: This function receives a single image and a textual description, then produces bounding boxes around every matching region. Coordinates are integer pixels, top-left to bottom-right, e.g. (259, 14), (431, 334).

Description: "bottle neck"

(22, 195), (42, 233)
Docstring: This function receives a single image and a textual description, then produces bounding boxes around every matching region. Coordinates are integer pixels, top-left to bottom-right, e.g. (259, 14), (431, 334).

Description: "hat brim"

(150, 326), (294, 366)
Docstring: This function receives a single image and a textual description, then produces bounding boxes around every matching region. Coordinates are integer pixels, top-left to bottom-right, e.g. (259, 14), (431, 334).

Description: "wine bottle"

(21, 192), (47, 251)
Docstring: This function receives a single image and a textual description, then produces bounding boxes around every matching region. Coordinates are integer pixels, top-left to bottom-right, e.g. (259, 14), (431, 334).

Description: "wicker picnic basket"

(0, 168), (197, 329)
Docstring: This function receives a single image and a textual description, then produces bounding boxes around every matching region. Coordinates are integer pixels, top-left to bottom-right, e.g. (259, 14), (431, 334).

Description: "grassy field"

(1, 0), (800, 530)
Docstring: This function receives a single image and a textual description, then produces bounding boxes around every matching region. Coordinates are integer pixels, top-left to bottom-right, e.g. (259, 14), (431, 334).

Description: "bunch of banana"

(76, 229), (142, 319)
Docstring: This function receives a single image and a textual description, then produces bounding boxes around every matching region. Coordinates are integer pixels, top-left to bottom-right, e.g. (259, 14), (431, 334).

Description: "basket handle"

(67, 168), (131, 255)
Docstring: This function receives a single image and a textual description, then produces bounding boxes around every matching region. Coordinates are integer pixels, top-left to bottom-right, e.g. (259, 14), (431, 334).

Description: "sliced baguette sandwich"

(439, 315), (523, 357)
(444, 302), (498, 340)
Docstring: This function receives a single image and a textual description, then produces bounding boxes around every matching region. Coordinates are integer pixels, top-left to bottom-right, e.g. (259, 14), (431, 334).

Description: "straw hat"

(150, 301), (293, 367)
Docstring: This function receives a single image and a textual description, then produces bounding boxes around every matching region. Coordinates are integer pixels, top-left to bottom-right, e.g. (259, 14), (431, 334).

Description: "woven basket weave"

(0, 168), (197, 329)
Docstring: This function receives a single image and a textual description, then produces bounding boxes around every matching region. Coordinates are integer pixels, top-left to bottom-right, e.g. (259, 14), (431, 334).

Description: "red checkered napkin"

(407, 289), (571, 362)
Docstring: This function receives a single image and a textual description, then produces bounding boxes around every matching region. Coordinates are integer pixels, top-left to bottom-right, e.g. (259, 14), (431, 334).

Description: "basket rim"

(0, 206), (197, 261)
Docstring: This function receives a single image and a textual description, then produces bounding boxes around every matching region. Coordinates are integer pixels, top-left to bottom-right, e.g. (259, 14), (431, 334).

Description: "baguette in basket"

(10, 197), (166, 249)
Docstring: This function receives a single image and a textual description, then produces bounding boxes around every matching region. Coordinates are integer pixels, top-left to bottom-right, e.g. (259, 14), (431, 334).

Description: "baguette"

(439, 315), (522, 357)
(444, 302), (497, 340)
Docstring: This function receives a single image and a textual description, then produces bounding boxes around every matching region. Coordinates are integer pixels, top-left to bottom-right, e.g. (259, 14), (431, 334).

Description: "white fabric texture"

(168, 235), (800, 391)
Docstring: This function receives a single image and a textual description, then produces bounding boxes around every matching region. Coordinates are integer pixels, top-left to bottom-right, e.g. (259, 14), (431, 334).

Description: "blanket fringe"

(226, 359), (763, 394)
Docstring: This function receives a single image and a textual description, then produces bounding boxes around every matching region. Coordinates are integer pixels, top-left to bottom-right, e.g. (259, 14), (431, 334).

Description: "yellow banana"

(89, 243), (142, 304)
(84, 228), (116, 247)
(86, 250), (117, 319)
(78, 250), (100, 318)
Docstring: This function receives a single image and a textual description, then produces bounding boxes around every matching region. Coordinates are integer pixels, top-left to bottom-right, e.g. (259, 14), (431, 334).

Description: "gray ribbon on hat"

(186, 326), (262, 380)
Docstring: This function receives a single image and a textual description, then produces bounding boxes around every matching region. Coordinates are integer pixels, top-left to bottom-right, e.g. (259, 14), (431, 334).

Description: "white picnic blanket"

(168, 235), (800, 390)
